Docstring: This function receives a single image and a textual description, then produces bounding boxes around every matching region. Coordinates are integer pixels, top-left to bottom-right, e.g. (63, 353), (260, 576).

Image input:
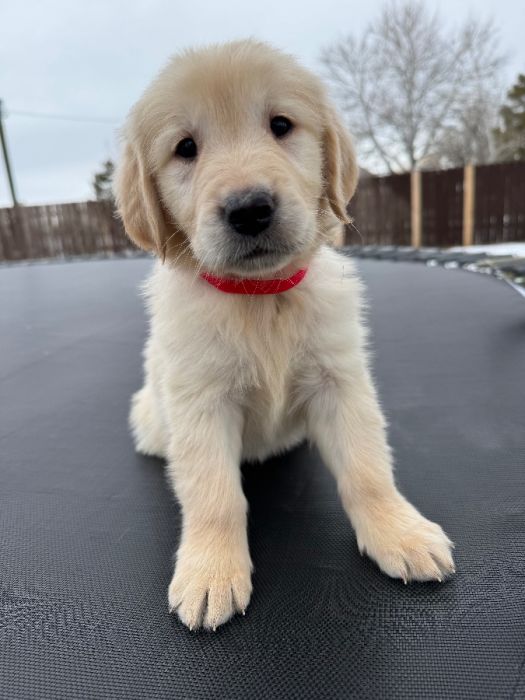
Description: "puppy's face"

(115, 41), (358, 276)
(155, 65), (324, 276)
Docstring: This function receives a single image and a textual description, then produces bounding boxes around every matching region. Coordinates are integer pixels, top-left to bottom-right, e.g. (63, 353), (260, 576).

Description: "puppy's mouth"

(229, 243), (297, 274)
(241, 245), (277, 260)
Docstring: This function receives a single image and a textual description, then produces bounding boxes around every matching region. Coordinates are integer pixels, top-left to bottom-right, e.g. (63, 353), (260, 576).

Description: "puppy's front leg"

(307, 368), (455, 582)
(166, 397), (252, 630)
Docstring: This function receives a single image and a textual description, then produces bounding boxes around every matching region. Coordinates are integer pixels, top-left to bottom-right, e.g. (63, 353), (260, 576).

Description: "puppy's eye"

(270, 116), (293, 138)
(174, 137), (197, 159)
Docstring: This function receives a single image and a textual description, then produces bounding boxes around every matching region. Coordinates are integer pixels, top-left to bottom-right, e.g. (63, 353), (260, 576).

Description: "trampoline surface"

(1, 257), (524, 699)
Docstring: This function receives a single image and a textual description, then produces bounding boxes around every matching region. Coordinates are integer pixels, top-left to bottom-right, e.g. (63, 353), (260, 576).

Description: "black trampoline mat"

(1, 258), (524, 699)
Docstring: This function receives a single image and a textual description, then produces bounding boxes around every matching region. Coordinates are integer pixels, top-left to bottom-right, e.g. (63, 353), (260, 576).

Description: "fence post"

(462, 163), (475, 247)
(410, 170), (422, 248)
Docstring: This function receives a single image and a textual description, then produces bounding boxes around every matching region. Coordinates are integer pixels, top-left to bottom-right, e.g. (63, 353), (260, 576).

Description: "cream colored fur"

(115, 40), (454, 631)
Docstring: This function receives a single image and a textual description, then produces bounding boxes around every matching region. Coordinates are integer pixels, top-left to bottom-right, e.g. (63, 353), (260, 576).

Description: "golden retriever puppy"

(114, 40), (454, 631)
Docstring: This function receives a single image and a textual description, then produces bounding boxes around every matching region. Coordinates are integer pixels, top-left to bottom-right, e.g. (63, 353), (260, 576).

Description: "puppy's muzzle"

(222, 189), (275, 237)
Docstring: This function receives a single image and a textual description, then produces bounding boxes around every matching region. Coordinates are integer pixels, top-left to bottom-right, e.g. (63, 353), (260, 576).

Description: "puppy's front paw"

(168, 544), (252, 631)
(355, 499), (455, 583)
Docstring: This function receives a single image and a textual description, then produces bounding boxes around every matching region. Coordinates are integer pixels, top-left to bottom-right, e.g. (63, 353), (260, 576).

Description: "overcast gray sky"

(1, 0), (524, 206)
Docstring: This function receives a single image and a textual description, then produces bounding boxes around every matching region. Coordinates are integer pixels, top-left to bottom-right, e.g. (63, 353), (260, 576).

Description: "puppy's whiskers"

(162, 229), (181, 257)
(348, 218), (364, 245)
(190, 247), (214, 293)
(169, 239), (192, 268)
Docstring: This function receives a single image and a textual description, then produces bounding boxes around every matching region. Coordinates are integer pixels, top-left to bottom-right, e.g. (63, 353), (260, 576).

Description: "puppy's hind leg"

(129, 385), (167, 459)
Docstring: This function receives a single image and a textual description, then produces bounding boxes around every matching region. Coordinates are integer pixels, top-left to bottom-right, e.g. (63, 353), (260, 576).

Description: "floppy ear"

(322, 108), (359, 223)
(114, 140), (169, 256)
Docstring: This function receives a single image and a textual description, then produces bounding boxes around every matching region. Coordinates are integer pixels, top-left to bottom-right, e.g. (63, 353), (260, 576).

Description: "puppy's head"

(115, 40), (357, 276)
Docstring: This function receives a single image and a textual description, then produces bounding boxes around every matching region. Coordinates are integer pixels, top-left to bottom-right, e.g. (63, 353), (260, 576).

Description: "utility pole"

(0, 100), (19, 206)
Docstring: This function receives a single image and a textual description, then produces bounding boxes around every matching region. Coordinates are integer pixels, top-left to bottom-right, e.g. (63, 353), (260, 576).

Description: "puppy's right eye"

(270, 116), (293, 138)
(174, 137), (197, 159)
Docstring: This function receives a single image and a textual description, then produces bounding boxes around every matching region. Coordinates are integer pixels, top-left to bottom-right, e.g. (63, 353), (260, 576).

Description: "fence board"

(421, 168), (464, 247)
(474, 162), (525, 244)
(347, 173), (411, 246)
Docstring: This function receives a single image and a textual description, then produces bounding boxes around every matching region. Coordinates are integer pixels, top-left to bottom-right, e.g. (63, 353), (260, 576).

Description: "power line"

(6, 109), (121, 125)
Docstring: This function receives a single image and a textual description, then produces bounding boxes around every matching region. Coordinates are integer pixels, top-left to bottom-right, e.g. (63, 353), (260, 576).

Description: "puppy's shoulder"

(306, 246), (364, 312)
(142, 262), (243, 341)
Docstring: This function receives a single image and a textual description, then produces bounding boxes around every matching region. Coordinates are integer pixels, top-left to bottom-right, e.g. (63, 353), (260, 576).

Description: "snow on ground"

(450, 242), (525, 257)
(448, 242), (525, 299)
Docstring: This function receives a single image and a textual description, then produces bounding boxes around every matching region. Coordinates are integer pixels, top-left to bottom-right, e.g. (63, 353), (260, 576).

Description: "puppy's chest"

(234, 302), (308, 399)
(240, 357), (306, 460)
(234, 313), (313, 444)
(241, 355), (298, 413)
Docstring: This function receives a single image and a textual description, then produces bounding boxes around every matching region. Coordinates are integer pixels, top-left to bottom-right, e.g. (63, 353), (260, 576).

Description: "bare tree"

(321, 1), (505, 173)
(428, 90), (500, 169)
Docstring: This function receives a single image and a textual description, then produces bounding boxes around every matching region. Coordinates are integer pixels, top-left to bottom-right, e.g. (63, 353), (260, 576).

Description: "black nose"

(224, 189), (275, 236)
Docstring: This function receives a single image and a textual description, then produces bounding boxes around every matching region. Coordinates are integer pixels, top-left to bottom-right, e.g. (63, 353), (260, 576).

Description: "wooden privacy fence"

(348, 160), (525, 248)
(0, 200), (133, 262)
(0, 160), (524, 262)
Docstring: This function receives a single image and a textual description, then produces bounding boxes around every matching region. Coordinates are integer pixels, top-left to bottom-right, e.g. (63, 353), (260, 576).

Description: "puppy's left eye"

(270, 116), (293, 138)
(174, 137), (198, 159)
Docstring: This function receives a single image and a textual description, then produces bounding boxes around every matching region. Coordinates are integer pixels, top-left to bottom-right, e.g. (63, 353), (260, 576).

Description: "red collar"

(200, 268), (308, 295)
